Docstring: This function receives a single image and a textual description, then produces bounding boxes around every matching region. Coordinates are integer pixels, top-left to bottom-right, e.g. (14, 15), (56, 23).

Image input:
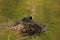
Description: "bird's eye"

(29, 16), (32, 19)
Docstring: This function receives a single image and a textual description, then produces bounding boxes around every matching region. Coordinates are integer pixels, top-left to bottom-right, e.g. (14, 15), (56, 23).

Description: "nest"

(9, 16), (48, 36)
